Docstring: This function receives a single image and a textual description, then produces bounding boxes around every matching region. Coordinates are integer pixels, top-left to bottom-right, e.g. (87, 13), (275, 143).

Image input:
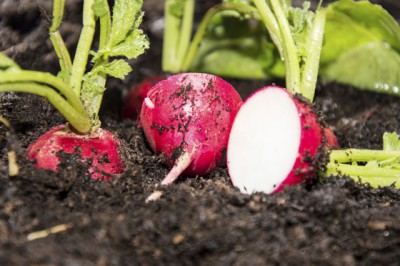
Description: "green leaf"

(91, 0), (148, 62)
(92, 0), (109, 17)
(321, 0), (400, 65)
(320, 0), (400, 94)
(108, 0), (144, 48)
(192, 39), (284, 79)
(81, 59), (131, 119)
(0, 53), (21, 72)
(98, 60), (132, 79)
(190, 14), (284, 79)
(321, 42), (400, 95)
(85, 60), (132, 82)
(383, 132), (400, 151)
(81, 72), (103, 122)
(104, 29), (149, 59)
(287, 2), (314, 67)
(289, 1), (312, 51)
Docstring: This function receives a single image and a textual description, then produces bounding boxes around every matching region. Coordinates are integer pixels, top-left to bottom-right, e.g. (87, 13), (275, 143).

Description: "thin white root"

(0, 115), (19, 176)
(161, 150), (193, 185)
(0, 115), (11, 128)
(27, 223), (72, 241)
(7, 150), (19, 176)
(145, 190), (163, 203)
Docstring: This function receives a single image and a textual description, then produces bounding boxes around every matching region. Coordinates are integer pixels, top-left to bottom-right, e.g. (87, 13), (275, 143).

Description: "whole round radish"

(27, 125), (125, 180)
(227, 86), (325, 194)
(140, 73), (242, 185)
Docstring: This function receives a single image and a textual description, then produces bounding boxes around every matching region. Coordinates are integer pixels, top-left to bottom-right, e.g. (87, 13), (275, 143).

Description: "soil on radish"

(1, 0), (400, 265)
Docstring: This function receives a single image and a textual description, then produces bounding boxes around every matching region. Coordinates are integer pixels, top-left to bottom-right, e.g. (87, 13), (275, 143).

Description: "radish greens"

(0, 0), (149, 134)
(327, 132), (400, 189)
(163, 0), (400, 96)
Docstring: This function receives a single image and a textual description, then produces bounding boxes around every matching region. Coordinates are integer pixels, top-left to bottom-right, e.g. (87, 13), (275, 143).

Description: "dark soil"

(1, 0), (400, 265)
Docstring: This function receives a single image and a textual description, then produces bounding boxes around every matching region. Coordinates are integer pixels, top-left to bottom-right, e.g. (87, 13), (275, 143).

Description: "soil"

(1, 0), (400, 265)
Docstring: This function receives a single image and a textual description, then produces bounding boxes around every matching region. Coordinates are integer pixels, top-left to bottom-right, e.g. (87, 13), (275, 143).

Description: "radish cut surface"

(227, 86), (322, 194)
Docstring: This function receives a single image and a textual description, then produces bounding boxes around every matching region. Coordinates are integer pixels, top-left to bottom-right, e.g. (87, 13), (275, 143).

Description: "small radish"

(323, 127), (339, 149)
(227, 86), (324, 194)
(140, 73), (242, 185)
(27, 125), (124, 180)
(122, 76), (163, 120)
(0, 0), (148, 180)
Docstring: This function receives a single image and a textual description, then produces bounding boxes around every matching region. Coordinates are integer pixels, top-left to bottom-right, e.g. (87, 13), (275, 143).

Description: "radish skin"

(227, 86), (323, 194)
(140, 73), (242, 185)
(122, 76), (163, 120)
(27, 125), (124, 180)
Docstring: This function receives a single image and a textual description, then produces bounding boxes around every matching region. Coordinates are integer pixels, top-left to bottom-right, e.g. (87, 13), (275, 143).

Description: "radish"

(27, 125), (124, 180)
(323, 127), (339, 149)
(0, 0), (148, 179)
(122, 76), (163, 120)
(223, 1), (338, 193)
(227, 86), (324, 194)
(140, 73), (242, 185)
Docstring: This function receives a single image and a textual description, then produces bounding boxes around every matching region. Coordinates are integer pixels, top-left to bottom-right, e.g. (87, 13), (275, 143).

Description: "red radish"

(122, 76), (163, 120)
(27, 125), (124, 180)
(323, 127), (339, 149)
(0, 0), (149, 180)
(140, 73), (242, 185)
(227, 86), (324, 194)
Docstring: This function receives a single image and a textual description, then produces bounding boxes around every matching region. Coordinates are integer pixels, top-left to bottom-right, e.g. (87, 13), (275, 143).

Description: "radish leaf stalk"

(49, 0), (72, 79)
(327, 132), (400, 189)
(253, 0), (326, 101)
(0, 0), (148, 133)
(163, 0), (260, 74)
(69, 0), (96, 97)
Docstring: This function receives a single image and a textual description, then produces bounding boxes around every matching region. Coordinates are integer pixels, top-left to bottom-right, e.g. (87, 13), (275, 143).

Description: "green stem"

(0, 83), (90, 134)
(88, 74), (106, 130)
(0, 71), (85, 115)
(326, 162), (400, 188)
(253, 0), (283, 64)
(97, 0), (111, 50)
(49, 0), (72, 76)
(69, 0), (96, 96)
(300, 9), (326, 102)
(89, 0), (112, 129)
(175, 0), (195, 71)
(329, 149), (400, 163)
(269, 0), (300, 94)
(181, 2), (260, 71)
(163, 0), (182, 72)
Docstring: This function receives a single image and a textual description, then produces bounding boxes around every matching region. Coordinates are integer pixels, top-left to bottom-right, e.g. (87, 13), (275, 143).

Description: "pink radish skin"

(140, 73), (242, 185)
(227, 86), (324, 194)
(27, 125), (125, 180)
(122, 76), (163, 120)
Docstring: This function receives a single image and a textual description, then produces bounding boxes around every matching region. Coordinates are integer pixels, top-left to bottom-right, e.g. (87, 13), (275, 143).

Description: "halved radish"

(227, 86), (323, 194)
